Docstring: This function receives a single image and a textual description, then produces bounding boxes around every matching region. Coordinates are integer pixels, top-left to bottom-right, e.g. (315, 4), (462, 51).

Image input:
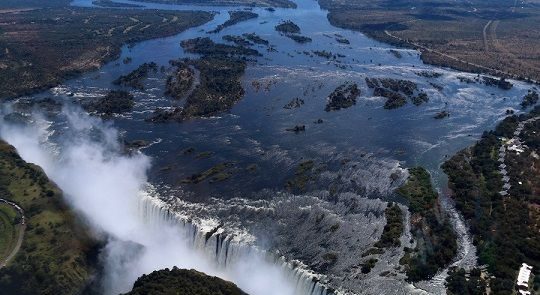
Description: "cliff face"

(124, 267), (248, 295)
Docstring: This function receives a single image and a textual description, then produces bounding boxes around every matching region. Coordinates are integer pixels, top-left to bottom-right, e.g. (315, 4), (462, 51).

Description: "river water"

(1, 0), (536, 293)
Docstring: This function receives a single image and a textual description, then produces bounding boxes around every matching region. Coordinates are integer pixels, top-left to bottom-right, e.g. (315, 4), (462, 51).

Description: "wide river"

(1, 0), (536, 294)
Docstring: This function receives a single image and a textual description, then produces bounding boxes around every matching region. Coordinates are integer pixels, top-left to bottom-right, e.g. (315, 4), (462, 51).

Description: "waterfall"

(138, 192), (334, 295)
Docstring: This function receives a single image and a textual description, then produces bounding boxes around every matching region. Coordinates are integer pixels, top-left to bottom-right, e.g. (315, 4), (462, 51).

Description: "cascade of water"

(138, 192), (334, 295)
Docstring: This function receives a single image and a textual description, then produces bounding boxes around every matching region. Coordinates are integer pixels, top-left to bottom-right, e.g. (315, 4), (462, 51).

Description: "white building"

(517, 263), (533, 289)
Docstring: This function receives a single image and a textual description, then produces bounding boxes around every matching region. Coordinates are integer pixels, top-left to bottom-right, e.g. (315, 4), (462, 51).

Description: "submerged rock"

(286, 125), (306, 133)
(283, 97), (305, 109)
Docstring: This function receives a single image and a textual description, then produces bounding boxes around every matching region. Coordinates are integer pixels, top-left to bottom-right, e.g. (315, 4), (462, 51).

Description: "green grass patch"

(374, 202), (404, 248)
(0, 140), (98, 295)
(397, 167), (438, 213)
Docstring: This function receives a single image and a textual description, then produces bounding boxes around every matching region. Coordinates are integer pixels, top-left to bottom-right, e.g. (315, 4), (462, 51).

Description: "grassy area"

(320, 0), (540, 82)
(442, 106), (540, 294)
(397, 167), (438, 214)
(0, 203), (19, 262)
(0, 140), (99, 295)
(397, 167), (457, 282)
(0, 7), (213, 100)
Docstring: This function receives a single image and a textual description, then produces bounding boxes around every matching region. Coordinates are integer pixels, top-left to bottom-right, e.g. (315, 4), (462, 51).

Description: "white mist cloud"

(0, 106), (296, 295)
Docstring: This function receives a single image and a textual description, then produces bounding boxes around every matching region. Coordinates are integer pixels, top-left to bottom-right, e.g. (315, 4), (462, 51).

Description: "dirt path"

(0, 198), (26, 269)
(482, 20), (492, 52)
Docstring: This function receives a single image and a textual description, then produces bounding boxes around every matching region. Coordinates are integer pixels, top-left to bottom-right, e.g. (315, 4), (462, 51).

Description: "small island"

(113, 62), (158, 90)
(149, 56), (246, 122)
(366, 77), (429, 109)
(208, 11), (258, 33)
(181, 37), (260, 56)
(275, 20), (312, 43)
(325, 82), (360, 111)
(275, 20), (300, 34)
(86, 90), (135, 115)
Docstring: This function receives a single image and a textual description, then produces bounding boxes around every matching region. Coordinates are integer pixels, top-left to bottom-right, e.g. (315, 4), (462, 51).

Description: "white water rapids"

(0, 108), (329, 295)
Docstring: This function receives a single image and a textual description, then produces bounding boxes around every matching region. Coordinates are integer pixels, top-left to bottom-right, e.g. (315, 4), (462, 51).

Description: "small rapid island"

(365, 77), (428, 109)
(275, 20), (312, 44)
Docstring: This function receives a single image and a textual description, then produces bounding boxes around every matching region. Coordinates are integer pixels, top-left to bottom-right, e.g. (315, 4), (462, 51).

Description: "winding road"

(0, 198), (25, 269)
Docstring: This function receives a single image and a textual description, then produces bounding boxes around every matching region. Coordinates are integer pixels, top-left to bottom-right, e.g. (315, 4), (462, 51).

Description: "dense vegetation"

(124, 267), (247, 295)
(86, 90), (135, 115)
(275, 20), (312, 43)
(181, 37), (260, 56)
(397, 167), (457, 282)
(374, 202), (404, 248)
(0, 140), (98, 295)
(275, 20), (301, 34)
(182, 57), (246, 119)
(446, 267), (487, 295)
(0, 6), (213, 100)
(442, 107), (540, 294)
(165, 60), (195, 99)
(150, 56), (246, 121)
(150, 36), (255, 122)
(522, 90), (539, 109)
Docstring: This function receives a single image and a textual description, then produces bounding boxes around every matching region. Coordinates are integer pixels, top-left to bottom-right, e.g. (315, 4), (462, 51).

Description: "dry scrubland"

(0, 6), (213, 100)
(321, 0), (540, 82)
